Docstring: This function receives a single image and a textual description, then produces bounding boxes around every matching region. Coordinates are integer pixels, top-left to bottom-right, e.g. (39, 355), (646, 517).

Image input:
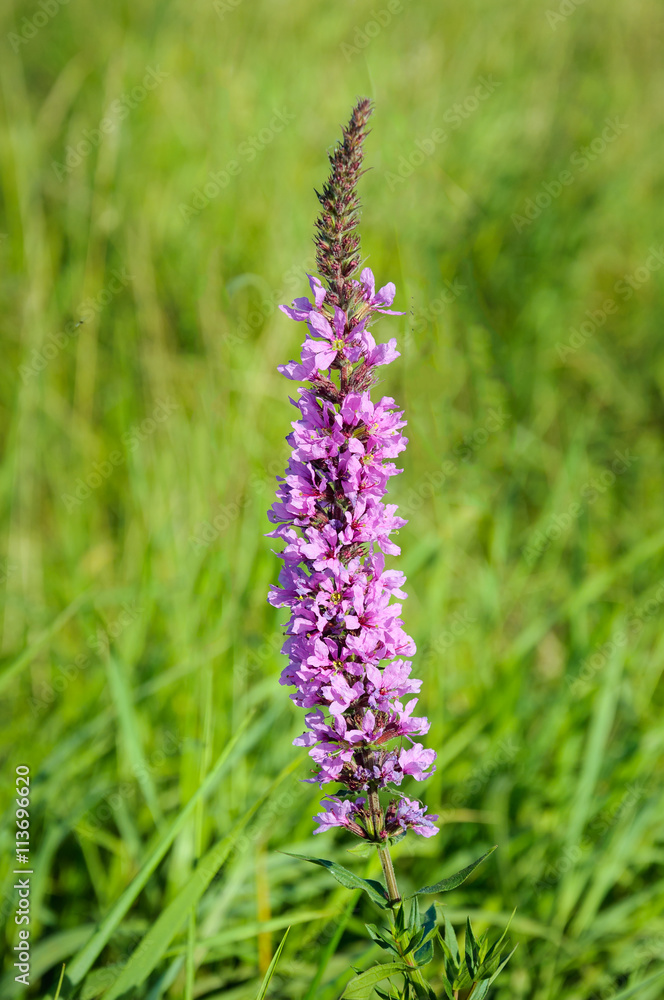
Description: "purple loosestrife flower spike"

(314, 98), (372, 314)
(269, 100), (438, 847)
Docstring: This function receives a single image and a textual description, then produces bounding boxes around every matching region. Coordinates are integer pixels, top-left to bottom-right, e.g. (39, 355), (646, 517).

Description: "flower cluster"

(268, 266), (438, 841)
(314, 795), (439, 840)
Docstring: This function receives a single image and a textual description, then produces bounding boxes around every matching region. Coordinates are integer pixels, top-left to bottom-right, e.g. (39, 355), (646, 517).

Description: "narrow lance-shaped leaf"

(342, 963), (411, 999)
(254, 927), (290, 1000)
(282, 853), (389, 909)
(101, 757), (301, 1000)
(406, 846), (497, 898)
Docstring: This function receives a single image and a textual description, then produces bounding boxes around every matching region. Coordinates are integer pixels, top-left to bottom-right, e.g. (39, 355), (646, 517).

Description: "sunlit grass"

(1, 0), (663, 996)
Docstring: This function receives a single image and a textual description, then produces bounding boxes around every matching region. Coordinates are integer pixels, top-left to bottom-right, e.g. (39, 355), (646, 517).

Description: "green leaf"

(408, 895), (421, 933)
(438, 976), (455, 1000)
(413, 938), (434, 967)
(387, 829), (407, 845)
(420, 904), (437, 941)
(483, 945), (518, 988)
(366, 923), (399, 954)
(302, 889), (361, 1000)
(254, 927), (290, 1000)
(604, 968), (664, 1000)
(100, 757), (300, 1000)
(282, 853), (389, 908)
(395, 902), (406, 936)
(465, 917), (480, 976)
(403, 928), (424, 956)
(67, 712), (255, 986)
(346, 841), (376, 858)
(411, 981), (437, 1000)
(105, 654), (163, 827)
(406, 847), (497, 897)
(442, 913), (459, 963)
(342, 963), (410, 999)
(53, 965), (66, 1000)
(80, 965), (126, 1000)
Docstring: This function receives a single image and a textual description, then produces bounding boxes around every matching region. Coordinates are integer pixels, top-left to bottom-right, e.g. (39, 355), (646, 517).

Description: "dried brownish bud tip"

(314, 98), (373, 315)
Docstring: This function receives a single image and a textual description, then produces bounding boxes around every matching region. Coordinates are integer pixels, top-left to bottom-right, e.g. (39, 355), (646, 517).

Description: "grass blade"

(105, 653), (164, 828)
(101, 756), (301, 999)
(66, 710), (254, 985)
(254, 926), (290, 1000)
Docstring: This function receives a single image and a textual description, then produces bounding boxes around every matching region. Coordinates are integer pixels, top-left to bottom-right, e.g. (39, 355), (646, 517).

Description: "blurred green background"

(1, 0), (663, 997)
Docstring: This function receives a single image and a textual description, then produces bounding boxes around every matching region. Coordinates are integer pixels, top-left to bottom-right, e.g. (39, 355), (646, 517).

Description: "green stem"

(378, 844), (400, 903)
(375, 842), (428, 993)
(366, 782), (427, 994)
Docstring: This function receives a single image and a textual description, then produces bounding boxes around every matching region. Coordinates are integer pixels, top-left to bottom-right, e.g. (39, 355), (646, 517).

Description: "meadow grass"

(1, 0), (663, 997)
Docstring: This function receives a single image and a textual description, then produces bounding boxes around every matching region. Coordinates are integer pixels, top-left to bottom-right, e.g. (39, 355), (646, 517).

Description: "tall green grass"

(1, 0), (663, 996)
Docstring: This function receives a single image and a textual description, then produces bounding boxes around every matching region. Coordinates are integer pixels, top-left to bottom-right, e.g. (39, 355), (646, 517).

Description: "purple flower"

(313, 796), (367, 837)
(386, 796), (439, 838)
(354, 267), (404, 316)
(279, 275), (327, 321)
(268, 100), (437, 843)
(398, 745), (437, 781)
